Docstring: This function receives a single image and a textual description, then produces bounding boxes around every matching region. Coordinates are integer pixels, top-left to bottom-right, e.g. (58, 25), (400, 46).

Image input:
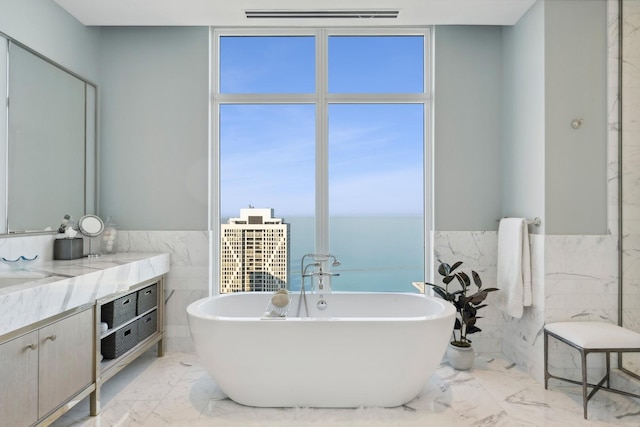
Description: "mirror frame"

(0, 32), (98, 235)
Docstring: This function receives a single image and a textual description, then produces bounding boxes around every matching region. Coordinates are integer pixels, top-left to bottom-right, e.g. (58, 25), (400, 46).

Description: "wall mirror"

(0, 35), (97, 234)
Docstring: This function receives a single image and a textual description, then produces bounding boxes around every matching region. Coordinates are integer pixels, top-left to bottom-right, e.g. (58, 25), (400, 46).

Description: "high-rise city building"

(220, 208), (289, 293)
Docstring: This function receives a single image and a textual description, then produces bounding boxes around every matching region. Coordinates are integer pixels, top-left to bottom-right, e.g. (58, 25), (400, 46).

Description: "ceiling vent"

(245, 10), (399, 19)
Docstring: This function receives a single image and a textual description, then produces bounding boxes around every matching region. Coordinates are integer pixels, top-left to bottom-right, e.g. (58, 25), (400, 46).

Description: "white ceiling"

(53, 0), (536, 27)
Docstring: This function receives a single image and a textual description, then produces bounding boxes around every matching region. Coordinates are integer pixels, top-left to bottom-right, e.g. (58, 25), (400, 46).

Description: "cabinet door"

(0, 331), (39, 427)
(38, 308), (94, 418)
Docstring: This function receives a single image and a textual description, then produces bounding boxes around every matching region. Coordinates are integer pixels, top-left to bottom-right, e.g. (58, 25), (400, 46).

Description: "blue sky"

(219, 35), (425, 218)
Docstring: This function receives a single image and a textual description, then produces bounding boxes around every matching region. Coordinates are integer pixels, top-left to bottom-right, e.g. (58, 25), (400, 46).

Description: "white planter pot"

(446, 343), (475, 370)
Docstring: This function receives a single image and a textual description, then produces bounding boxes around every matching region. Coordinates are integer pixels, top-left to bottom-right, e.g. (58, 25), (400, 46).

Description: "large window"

(214, 29), (431, 294)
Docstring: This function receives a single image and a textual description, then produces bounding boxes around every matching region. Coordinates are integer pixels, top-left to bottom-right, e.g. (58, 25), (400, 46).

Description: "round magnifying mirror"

(78, 215), (104, 237)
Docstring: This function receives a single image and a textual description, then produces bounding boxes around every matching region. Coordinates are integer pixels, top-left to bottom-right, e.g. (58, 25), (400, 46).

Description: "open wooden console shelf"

(91, 275), (165, 415)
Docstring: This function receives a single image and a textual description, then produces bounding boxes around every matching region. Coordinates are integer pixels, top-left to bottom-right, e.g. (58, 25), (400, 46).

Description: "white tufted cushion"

(545, 322), (640, 350)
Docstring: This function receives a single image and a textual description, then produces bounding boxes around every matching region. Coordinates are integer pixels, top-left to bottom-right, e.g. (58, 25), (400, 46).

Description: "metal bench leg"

(544, 331), (549, 389)
(581, 350), (588, 419)
(606, 352), (611, 388)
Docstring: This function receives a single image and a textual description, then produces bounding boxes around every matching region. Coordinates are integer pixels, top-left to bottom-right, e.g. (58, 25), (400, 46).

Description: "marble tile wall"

(434, 231), (546, 380)
(621, 0), (640, 375)
(435, 231), (619, 384)
(0, 230), (207, 352)
(501, 233), (545, 381)
(544, 235), (619, 383)
(432, 231), (501, 354)
(0, 230), (620, 371)
(608, 0), (621, 237)
(0, 233), (57, 263)
(117, 231), (210, 352)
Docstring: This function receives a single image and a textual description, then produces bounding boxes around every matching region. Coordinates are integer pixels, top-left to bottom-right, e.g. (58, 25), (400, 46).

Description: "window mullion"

(316, 29), (329, 256)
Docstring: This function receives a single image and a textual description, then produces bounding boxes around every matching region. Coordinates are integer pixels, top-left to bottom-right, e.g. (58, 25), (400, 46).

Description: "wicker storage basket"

(101, 293), (137, 328)
(137, 283), (157, 314)
(137, 310), (157, 342)
(102, 321), (138, 359)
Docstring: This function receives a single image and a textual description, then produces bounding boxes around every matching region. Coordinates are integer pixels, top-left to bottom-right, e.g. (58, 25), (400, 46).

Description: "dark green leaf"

(432, 287), (453, 301)
(468, 291), (489, 305)
(443, 275), (455, 285)
(464, 307), (477, 321)
(466, 325), (482, 335)
(456, 272), (471, 289)
(438, 262), (451, 277)
(450, 261), (463, 273)
(472, 271), (482, 288)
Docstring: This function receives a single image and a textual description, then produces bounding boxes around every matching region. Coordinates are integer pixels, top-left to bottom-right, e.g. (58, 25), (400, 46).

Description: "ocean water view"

(284, 216), (424, 293)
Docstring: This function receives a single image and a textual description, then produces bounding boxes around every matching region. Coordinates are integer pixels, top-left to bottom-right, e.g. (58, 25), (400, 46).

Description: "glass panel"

(329, 36), (424, 94)
(0, 38), (7, 232)
(328, 104), (424, 292)
(8, 43), (86, 232)
(220, 104), (315, 293)
(219, 36), (315, 94)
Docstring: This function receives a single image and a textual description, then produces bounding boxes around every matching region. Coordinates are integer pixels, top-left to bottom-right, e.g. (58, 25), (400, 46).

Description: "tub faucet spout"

(297, 253), (341, 316)
(315, 267), (340, 292)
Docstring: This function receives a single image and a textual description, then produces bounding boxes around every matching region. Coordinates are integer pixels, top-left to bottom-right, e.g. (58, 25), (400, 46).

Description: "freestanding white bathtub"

(187, 292), (455, 408)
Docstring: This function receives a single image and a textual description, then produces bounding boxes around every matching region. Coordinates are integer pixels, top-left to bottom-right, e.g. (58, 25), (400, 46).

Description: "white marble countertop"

(0, 252), (170, 337)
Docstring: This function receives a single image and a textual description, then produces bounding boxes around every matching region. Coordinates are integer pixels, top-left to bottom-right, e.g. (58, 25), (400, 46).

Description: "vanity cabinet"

(0, 306), (94, 427)
(0, 331), (38, 427)
(0, 253), (169, 425)
(39, 308), (94, 418)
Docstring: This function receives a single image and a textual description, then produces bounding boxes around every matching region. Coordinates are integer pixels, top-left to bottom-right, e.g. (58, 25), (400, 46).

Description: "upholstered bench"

(544, 322), (640, 419)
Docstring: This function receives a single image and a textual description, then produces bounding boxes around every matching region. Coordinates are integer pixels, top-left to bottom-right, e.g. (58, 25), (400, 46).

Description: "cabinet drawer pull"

(122, 298), (131, 305)
(25, 343), (37, 350)
(45, 334), (57, 341)
(144, 290), (152, 295)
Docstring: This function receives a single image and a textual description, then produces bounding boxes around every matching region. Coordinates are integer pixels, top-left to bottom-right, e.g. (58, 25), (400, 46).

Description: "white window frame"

(210, 27), (433, 295)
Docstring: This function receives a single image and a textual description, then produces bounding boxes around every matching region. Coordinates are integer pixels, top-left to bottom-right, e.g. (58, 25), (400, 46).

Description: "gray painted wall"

(0, 0), (100, 82)
(433, 26), (503, 231)
(500, 0), (607, 236)
(98, 27), (209, 230)
(544, 0), (607, 235)
(501, 0), (546, 234)
(0, 0), (610, 235)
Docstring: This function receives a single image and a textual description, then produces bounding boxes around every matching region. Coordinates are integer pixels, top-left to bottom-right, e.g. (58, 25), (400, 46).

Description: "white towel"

(496, 218), (532, 318)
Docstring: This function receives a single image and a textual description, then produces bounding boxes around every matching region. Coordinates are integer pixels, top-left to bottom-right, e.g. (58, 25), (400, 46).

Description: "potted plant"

(424, 260), (498, 370)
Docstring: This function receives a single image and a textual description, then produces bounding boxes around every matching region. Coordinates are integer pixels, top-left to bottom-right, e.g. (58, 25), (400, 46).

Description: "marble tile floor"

(51, 350), (640, 427)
